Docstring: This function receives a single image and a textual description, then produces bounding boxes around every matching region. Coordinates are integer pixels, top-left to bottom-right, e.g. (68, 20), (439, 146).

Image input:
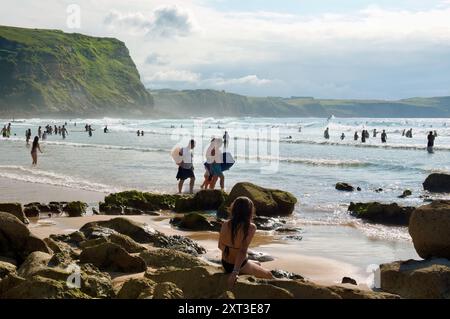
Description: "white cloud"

(206, 75), (274, 86)
(145, 53), (168, 65)
(145, 70), (201, 83)
(104, 4), (199, 38)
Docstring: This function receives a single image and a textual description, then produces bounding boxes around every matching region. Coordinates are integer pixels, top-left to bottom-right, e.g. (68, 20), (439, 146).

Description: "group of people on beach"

(1, 123), (11, 138)
(175, 131), (233, 194)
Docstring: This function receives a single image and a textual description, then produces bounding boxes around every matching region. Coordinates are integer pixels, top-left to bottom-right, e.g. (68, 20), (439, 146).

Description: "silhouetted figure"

(324, 127), (330, 139)
(381, 130), (387, 143)
(354, 132), (359, 141)
(427, 131), (435, 153)
(340, 133), (345, 140)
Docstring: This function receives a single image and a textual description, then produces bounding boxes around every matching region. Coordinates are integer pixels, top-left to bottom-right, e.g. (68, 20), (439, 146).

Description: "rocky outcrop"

(423, 173), (450, 193)
(170, 213), (222, 232)
(348, 202), (414, 226)
(79, 218), (205, 256)
(1, 275), (91, 299)
(174, 190), (227, 212)
(409, 200), (450, 259)
(380, 259), (450, 299)
(116, 278), (156, 299)
(218, 182), (297, 218)
(102, 191), (179, 213)
(153, 282), (184, 299)
(0, 212), (51, 263)
(64, 201), (88, 217)
(139, 249), (209, 269)
(0, 260), (16, 279)
(0, 203), (28, 223)
(144, 265), (394, 299)
(79, 242), (147, 273)
(335, 183), (354, 192)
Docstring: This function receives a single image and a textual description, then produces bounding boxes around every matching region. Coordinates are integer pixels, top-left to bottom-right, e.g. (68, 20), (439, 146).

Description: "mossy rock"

(348, 202), (414, 226)
(218, 182), (297, 217)
(170, 213), (222, 232)
(104, 191), (180, 212)
(64, 201), (88, 217)
(174, 190), (228, 213)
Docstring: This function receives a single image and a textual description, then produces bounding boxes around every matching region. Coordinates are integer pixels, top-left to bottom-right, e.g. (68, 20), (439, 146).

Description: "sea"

(1, 117), (449, 278)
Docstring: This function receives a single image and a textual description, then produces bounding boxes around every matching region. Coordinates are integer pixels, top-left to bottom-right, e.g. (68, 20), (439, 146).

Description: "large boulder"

(79, 218), (206, 256)
(79, 242), (147, 273)
(0, 203), (28, 224)
(170, 213), (222, 232)
(103, 191), (180, 212)
(116, 278), (156, 299)
(218, 182), (297, 218)
(139, 249), (209, 269)
(0, 212), (51, 263)
(0, 260), (16, 279)
(153, 282), (184, 299)
(17, 252), (52, 278)
(2, 275), (90, 299)
(409, 201), (450, 259)
(380, 259), (450, 299)
(348, 202), (414, 226)
(423, 173), (450, 193)
(335, 183), (355, 192)
(64, 201), (88, 217)
(174, 190), (227, 212)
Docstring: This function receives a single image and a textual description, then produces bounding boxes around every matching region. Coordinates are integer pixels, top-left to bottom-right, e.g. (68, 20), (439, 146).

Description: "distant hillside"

(0, 25), (153, 117)
(152, 89), (450, 118)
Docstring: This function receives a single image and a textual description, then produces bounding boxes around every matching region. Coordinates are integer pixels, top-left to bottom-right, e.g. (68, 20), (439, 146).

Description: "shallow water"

(1, 116), (449, 267)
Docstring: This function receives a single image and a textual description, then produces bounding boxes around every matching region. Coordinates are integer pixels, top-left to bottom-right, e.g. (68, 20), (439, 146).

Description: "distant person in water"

(31, 136), (42, 166)
(176, 139), (196, 194)
(38, 126), (42, 139)
(324, 127), (330, 139)
(137, 130), (140, 137)
(88, 125), (93, 137)
(361, 130), (366, 143)
(141, 131), (144, 136)
(381, 130), (387, 143)
(354, 132), (359, 141)
(402, 129), (406, 137)
(85, 124), (88, 132)
(42, 131), (47, 140)
(104, 126), (108, 133)
(26, 129), (31, 145)
(427, 131), (435, 153)
(373, 129), (377, 138)
(1, 125), (6, 138)
(340, 133), (345, 141)
(223, 131), (230, 149)
(62, 125), (68, 139)
(434, 131), (438, 138)
(219, 197), (273, 289)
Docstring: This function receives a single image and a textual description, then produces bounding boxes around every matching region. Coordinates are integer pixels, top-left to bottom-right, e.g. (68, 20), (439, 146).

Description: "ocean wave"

(3, 137), (169, 154)
(0, 165), (120, 193)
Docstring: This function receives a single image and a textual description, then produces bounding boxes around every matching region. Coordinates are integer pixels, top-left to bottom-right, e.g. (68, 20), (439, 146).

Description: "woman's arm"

(38, 145), (42, 153)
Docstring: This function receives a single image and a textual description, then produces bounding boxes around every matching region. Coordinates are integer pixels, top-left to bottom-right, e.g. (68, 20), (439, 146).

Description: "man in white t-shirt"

(176, 139), (196, 194)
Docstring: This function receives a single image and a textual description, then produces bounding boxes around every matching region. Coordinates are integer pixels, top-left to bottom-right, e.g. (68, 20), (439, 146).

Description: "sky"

(2, 0), (450, 99)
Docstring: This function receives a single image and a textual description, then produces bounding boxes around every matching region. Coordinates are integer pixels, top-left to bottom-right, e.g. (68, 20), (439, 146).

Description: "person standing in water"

(104, 126), (108, 133)
(361, 130), (366, 143)
(141, 131), (144, 136)
(176, 139), (196, 194)
(381, 130), (387, 143)
(373, 129), (377, 138)
(340, 133), (345, 140)
(62, 125), (68, 139)
(427, 131), (435, 153)
(31, 136), (43, 166)
(1, 125), (6, 138)
(137, 130), (140, 137)
(38, 126), (42, 139)
(219, 197), (274, 289)
(324, 127), (330, 139)
(88, 125), (93, 137)
(26, 129), (31, 145)
(354, 132), (359, 141)
(223, 131), (230, 150)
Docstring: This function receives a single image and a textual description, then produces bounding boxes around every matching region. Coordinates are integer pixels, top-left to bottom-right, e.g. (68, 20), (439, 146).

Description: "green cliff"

(0, 25), (153, 117)
(152, 89), (450, 118)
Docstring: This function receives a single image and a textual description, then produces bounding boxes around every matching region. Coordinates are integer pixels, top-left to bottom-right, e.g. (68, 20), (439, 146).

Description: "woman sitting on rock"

(218, 196), (273, 288)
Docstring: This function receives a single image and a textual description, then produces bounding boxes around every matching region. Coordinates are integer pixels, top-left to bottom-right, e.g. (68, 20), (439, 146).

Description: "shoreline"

(0, 177), (418, 287)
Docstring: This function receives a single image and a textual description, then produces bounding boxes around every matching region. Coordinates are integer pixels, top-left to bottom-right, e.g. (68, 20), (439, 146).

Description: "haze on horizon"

(2, 0), (450, 100)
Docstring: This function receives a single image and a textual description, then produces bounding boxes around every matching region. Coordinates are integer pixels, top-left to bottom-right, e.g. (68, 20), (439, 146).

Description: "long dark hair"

(229, 197), (255, 246)
(32, 136), (39, 150)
